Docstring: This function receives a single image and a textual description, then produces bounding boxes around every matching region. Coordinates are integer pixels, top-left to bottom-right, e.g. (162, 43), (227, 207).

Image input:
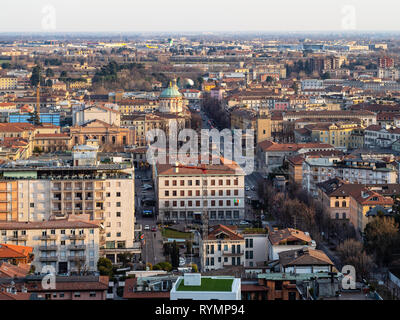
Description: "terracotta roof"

(258, 141), (333, 152)
(0, 262), (30, 278)
(0, 244), (32, 259)
(268, 228), (312, 246)
(156, 157), (243, 176)
(279, 248), (334, 267)
(25, 275), (109, 292)
(0, 289), (31, 300)
(207, 224), (244, 241)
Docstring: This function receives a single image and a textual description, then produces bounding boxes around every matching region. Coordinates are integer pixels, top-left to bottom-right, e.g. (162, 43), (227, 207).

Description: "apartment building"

(294, 122), (365, 149)
(155, 159), (245, 223)
(0, 77), (18, 90)
(200, 225), (245, 271)
(0, 274), (109, 300)
(302, 157), (397, 196)
(0, 220), (100, 274)
(256, 140), (334, 174)
(317, 178), (394, 232)
(118, 99), (158, 114)
(283, 110), (376, 127)
(364, 125), (400, 148)
(0, 161), (136, 263)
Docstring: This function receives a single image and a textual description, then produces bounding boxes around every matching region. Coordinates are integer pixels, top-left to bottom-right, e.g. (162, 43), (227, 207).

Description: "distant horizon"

(1, 0), (400, 33)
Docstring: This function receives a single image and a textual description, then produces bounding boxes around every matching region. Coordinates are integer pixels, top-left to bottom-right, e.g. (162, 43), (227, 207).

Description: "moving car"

(239, 220), (250, 226)
(144, 225), (150, 230)
(151, 226), (157, 232)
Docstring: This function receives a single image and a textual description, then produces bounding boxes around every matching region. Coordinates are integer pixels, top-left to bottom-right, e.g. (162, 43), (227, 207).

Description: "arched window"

(112, 136), (116, 144)
(342, 201), (346, 207)
(335, 201), (339, 207)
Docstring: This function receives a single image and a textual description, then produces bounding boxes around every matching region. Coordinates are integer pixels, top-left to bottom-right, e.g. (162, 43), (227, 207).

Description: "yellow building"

(230, 108), (271, 144)
(307, 122), (364, 149)
(0, 77), (18, 90)
(119, 99), (158, 114)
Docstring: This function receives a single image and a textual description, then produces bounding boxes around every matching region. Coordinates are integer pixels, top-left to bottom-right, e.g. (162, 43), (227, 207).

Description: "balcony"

(222, 251), (243, 256)
(68, 244), (86, 251)
(7, 235), (28, 241)
(39, 245), (58, 251)
(40, 234), (58, 240)
(39, 256), (58, 262)
(68, 255), (86, 262)
(68, 234), (86, 240)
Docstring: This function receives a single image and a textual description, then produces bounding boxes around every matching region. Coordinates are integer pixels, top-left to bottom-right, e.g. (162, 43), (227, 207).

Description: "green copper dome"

(160, 81), (182, 98)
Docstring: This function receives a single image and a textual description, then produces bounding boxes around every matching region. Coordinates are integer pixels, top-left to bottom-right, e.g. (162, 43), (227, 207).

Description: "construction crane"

(174, 163), (236, 241)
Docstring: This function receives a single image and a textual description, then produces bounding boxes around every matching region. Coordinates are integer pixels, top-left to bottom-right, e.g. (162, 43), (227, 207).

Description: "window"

(180, 180), (184, 186)
(172, 180), (177, 186)
(30, 203), (35, 208)
(89, 292), (96, 297)
(165, 190), (169, 196)
(74, 292), (81, 298)
(165, 181), (169, 186)
(116, 202), (121, 207)
(116, 192), (121, 197)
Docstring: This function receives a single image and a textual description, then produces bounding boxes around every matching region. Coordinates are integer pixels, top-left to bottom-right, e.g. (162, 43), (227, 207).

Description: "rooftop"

(176, 277), (233, 292)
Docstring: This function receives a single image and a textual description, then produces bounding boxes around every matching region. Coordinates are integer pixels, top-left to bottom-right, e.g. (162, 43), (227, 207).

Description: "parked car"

(245, 186), (250, 191)
(239, 220), (250, 226)
(151, 226), (157, 232)
(144, 225), (150, 230)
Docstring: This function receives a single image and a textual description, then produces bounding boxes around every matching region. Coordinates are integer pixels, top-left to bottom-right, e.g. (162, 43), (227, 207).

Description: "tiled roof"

(268, 228), (312, 246)
(0, 244), (32, 259)
(279, 248), (334, 267)
(0, 262), (30, 278)
(207, 224), (244, 241)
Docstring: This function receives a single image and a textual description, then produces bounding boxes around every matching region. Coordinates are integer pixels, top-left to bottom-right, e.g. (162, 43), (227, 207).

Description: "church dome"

(160, 81), (182, 98)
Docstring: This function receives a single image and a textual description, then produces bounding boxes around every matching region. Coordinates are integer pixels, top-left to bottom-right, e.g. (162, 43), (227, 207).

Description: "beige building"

(155, 158), (245, 223)
(0, 162), (137, 264)
(200, 224), (245, 271)
(0, 220), (100, 274)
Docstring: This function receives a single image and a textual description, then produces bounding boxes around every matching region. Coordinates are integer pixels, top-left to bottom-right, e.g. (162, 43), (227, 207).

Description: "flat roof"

(176, 277), (233, 292)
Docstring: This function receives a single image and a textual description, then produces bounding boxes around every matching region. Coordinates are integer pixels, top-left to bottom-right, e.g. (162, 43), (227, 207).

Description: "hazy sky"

(1, 0), (399, 32)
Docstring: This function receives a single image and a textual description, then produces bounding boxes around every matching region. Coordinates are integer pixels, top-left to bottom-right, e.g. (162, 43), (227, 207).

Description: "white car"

(144, 225), (150, 231)
(245, 186), (250, 191)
